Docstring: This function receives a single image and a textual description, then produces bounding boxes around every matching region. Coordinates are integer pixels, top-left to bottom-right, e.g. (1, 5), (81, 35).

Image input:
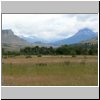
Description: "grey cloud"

(2, 14), (98, 42)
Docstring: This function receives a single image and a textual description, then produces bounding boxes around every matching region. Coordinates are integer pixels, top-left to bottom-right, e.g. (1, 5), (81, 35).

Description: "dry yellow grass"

(2, 55), (98, 86)
(2, 55), (97, 64)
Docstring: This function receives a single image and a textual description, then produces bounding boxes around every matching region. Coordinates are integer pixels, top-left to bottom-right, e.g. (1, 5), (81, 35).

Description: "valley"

(1, 28), (98, 86)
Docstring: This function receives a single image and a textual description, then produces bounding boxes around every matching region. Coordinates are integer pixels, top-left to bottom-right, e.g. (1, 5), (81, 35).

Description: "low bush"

(72, 55), (76, 57)
(37, 54), (42, 57)
(3, 56), (7, 59)
(25, 55), (32, 58)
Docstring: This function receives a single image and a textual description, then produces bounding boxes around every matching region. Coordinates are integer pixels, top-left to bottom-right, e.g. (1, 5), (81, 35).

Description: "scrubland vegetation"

(2, 43), (98, 57)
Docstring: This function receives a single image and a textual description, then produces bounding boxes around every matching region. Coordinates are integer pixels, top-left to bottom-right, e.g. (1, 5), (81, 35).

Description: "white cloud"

(2, 14), (98, 42)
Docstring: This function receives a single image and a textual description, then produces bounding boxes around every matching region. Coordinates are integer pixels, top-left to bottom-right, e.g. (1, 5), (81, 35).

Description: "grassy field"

(2, 55), (98, 86)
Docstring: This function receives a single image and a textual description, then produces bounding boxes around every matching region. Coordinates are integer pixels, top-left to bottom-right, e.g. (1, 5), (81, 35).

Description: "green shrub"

(8, 55), (16, 58)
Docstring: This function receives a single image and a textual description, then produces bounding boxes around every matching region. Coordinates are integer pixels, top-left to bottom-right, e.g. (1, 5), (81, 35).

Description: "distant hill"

(1, 29), (31, 51)
(81, 37), (98, 44)
(1, 28), (98, 51)
(53, 28), (98, 46)
(32, 41), (58, 47)
(20, 35), (39, 43)
(20, 36), (54, 47)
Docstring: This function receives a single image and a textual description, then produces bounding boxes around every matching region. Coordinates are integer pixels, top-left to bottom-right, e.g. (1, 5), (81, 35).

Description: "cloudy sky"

(2, 14), (98, 42)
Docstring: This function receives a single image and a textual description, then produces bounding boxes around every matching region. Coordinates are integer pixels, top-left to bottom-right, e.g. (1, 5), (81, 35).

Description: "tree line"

(2, 43), (98, 57)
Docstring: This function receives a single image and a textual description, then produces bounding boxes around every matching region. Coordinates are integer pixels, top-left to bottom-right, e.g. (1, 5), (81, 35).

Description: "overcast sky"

(2, 14), (98, 42)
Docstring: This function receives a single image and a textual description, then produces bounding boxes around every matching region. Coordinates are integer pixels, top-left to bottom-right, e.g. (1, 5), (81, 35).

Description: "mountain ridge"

(52, 28), (98, 45)
(1, 28), (98, 50)
(1, 29), (32, 51)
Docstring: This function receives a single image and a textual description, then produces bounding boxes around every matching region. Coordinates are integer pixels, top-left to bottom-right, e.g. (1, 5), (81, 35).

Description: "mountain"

(81, 37), (98, 44)
(1, 29), (31, 51)
(2, 28), (98, 51)
(20, 36), (39, 43)
(32, 41), (56, 47)
(53, 28), (98, 46)
(20, 35), (57, 47)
